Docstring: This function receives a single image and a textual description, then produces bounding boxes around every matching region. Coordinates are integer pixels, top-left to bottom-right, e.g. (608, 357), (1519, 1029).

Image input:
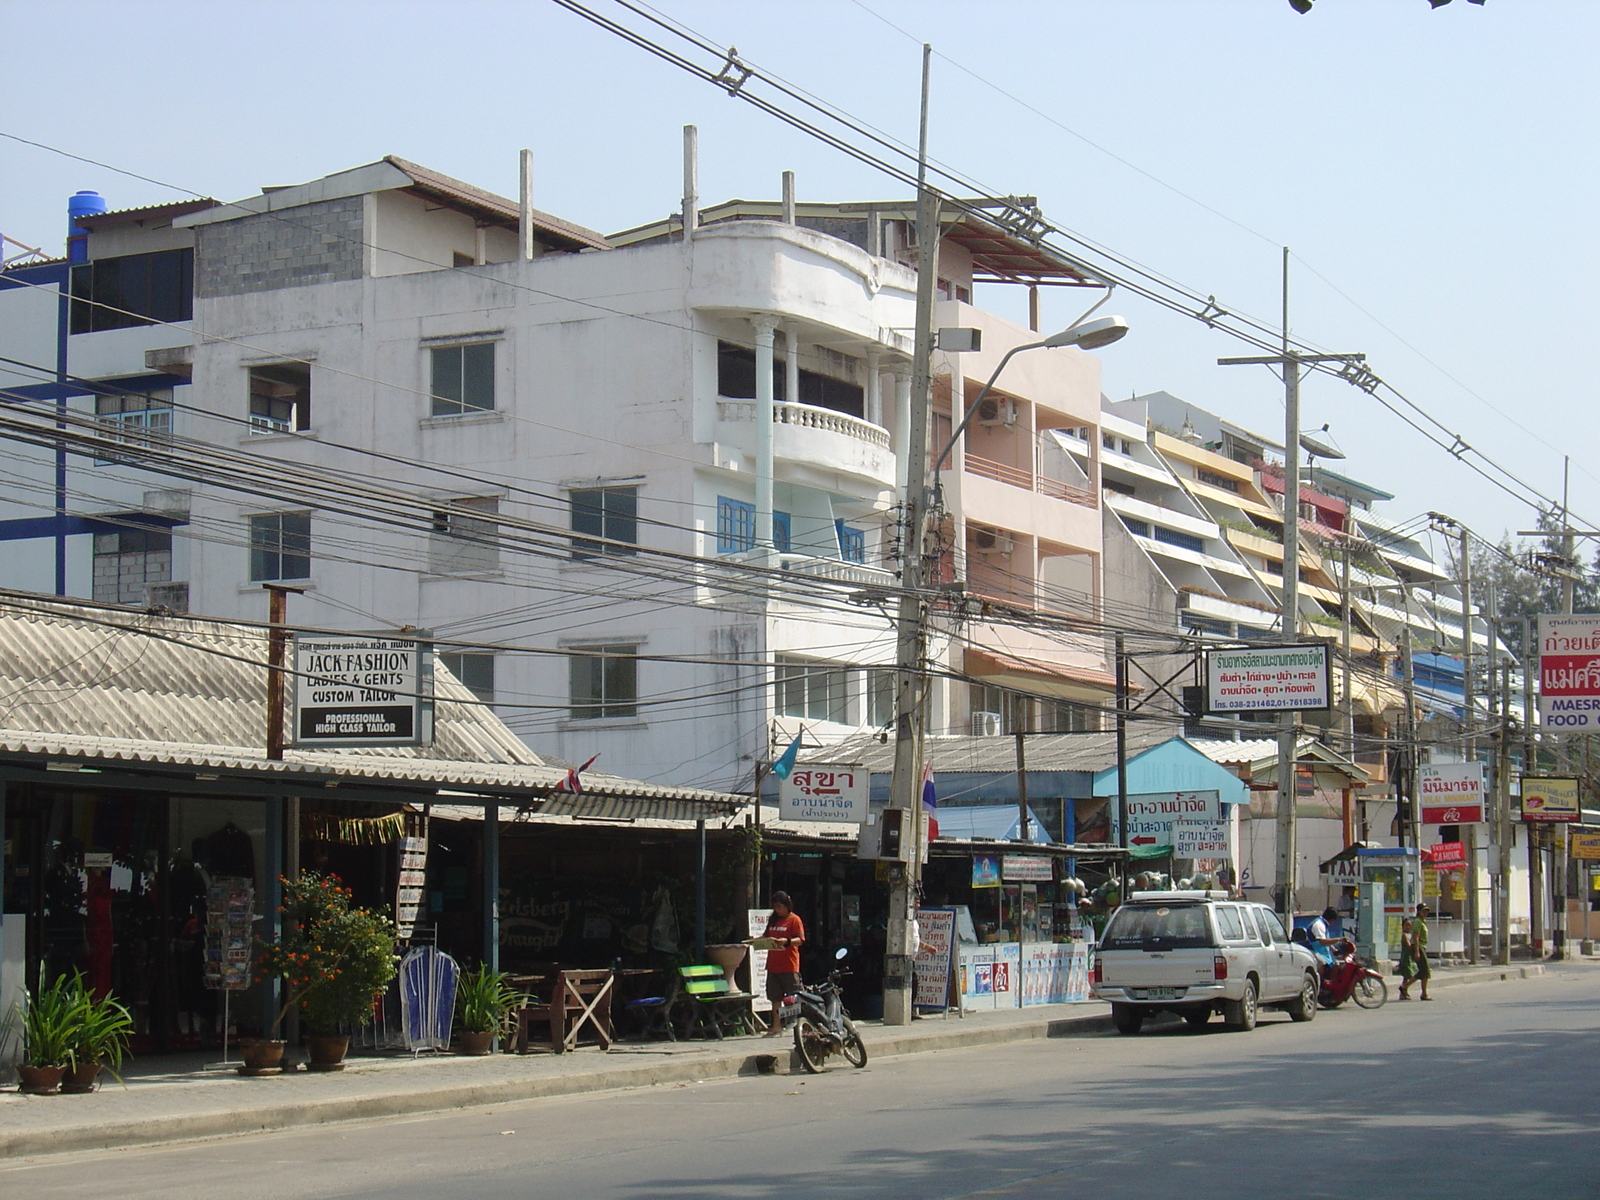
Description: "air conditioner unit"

(972, 529), (1013, 556)
(977, 398), (1016, 428)
(146, 583), (189, 613)
(971, 711), (1002, 737)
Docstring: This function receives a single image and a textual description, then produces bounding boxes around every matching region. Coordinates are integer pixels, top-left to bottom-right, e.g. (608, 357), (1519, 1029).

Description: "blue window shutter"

(774, 511), (792, 554)
(717, 497), (755, 553)
(835, 519), (865, 564)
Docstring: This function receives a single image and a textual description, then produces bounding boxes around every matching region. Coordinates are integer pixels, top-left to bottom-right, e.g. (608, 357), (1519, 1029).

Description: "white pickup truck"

(1091, 891), (1320, 1033)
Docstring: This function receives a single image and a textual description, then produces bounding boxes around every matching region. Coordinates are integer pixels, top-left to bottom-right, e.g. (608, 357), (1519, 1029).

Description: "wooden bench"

(514, 969), (615, 1053)
(676, 964), (756, 1039)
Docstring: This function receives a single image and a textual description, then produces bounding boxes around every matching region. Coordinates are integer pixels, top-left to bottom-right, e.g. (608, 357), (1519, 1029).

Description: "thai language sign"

(293, 635), (431, 747)
(1521, 776), (1581, 823)
(1423, 841), (1467, 870)
(778, 766), (869, 823)
(1419, 763), (1485, 825)
(1204, 644), (1331, 713)
(1174, 820), (1232, 858)
(913, 908), (957, 1011)
(1116, 791), (1222, 848)
(1538, 616), (1600, 730)
(1001, 855), (1054, 882)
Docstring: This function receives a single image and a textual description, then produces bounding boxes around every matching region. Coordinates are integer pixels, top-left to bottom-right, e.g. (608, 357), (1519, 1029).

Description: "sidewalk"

(0, 961), (1549, 1161)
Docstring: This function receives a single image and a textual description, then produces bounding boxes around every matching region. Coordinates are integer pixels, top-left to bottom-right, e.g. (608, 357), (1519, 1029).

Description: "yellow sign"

(1521, 776), (1581, 823)
(1422, 870), (1441, 899)
(1571, 829), (1600, 860)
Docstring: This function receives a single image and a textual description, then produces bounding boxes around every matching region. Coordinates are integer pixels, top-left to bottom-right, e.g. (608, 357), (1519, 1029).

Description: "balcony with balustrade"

(715, 398), (895, 491)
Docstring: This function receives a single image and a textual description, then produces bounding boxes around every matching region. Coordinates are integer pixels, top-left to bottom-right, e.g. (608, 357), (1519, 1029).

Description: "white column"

(519, 148), (535, 261)
(892, 366), (912, 497)
(782, 170), (796, 225)
(785, 326), (801, 408)
(682, 125), (699, 242)
(754, 317), (778, 556)
(865, 351), (882, 427)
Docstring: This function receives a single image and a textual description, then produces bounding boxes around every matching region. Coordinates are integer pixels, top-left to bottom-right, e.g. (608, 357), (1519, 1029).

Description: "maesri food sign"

(1539, 616), (1600, 730)
(293, 635), (432, 747)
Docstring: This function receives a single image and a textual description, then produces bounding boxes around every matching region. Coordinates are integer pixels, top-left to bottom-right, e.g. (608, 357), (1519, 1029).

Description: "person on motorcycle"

(762, 892), (805, 1037)
(1307, 906), (1343, 972)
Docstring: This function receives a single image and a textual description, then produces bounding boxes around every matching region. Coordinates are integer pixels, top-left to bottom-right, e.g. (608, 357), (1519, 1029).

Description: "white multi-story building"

(0, 157), (1121, 790)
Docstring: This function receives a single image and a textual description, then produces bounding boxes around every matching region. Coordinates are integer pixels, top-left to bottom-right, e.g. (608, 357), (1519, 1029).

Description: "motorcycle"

(788, 948), (869, 1073)
(1317, 938), (1387, 1009)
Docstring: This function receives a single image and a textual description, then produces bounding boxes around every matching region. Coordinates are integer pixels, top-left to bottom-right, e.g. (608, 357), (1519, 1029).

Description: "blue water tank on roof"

(68, 191), (108, 221)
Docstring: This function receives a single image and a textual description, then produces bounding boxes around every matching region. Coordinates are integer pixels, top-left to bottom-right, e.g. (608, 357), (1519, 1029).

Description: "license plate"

(1143, 987), (1183, 1000)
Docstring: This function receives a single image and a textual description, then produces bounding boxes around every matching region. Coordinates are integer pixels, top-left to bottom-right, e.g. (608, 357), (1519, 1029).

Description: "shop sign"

(778, 766), (869, 823)
(1001, 854), (1053, 882)
(746, 910), (772, 1012)
(396, 835), (427, 939)
(1174, 820), (1231, 858)
(1538, 615), (1600, 730)
(1204, 643), (1330, 713)
(1422, 841), (1466, 870)
(1117, 791), (1221, 847)
(1569, 829), (1600, 860)
(293, 635), (432, 747)
(1521, 776), (1581, 823)
(971, 853), (1002, 888)
(913, 908), (957, 1010)
(1419, 763), (1485, 825)
(1321, 857), (1362, 887)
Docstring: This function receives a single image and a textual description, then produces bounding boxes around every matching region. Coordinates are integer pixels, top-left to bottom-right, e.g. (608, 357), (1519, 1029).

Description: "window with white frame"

(92, 525), (172, 605)
(430, 342), (495, 415)
(868, 668), (897, 728)
(95, 388), (172, 459)
(569, 644), (639, 719)
(775, 655), (856, 724)
(249, 363), (311, 433)
(570, 486), (638, 558)
(430, 497), (499, 575)
(248, 511), (311, 582)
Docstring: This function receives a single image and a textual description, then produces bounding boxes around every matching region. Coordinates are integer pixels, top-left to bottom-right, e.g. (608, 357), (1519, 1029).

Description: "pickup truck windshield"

(1102, 904), (1213, 950)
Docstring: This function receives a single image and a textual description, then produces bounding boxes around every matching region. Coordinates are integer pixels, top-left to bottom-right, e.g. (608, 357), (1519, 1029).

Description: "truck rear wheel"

(1223, 979), (1258, 1031)
(1111, 1003), (1144, 1036)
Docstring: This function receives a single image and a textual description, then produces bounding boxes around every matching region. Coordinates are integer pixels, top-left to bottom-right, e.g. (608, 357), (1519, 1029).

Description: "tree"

(1472, 512), (1600, 662)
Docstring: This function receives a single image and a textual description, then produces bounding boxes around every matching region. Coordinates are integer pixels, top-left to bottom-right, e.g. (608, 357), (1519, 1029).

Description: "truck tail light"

(1091, 957), (1102, 986)
(1214, 955), (1228, 980)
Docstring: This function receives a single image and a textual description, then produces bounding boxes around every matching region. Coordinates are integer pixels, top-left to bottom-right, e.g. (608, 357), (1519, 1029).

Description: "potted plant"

(253, 872), (398, 1074)
(16, 973), (84, 1095)
(63, 977), (134, 1093)
(455, 965), (522, 1054)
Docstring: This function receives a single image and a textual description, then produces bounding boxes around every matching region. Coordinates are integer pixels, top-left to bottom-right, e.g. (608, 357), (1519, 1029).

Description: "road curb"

(0, 1009), (1115, 1160)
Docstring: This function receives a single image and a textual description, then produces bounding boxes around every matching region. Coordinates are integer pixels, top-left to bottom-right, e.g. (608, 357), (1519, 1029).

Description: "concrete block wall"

(196, 197), (364, 297)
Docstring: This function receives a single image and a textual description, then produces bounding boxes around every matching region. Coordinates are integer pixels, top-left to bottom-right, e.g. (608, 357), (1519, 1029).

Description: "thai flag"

(558, 753), (600, 793)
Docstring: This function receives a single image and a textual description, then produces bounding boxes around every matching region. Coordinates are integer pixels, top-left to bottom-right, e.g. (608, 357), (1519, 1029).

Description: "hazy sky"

(3, 0), (1593, 558)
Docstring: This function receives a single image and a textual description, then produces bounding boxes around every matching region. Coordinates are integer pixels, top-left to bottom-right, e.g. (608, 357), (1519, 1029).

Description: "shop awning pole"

(695, 818), (707, 962)
(263, 795), (283, 1035)
(483, 802), (499, 972)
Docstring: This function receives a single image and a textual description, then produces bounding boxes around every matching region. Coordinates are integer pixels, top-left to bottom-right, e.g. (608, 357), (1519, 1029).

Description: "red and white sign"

(1539, 616), (1600, 731)
(1423, 841), (1467, 870)
(1419, 763), (1485, 826)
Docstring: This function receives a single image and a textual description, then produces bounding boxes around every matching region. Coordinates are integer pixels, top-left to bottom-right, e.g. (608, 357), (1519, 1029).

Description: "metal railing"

(965, 452), (1097, 509)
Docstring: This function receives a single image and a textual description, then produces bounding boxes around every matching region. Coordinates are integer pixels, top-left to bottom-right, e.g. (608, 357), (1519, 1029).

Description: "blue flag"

(771, 730), (803, 781)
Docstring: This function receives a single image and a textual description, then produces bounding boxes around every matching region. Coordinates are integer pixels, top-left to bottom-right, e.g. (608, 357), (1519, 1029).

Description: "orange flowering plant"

(256, 872), (397, 1038)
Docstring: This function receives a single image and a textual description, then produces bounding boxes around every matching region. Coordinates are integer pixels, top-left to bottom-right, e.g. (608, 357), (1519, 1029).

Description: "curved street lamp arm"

(930, 341), (1040, 480)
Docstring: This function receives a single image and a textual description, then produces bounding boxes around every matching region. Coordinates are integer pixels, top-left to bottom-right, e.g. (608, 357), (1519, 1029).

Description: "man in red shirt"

(763, 891), (805, 1037)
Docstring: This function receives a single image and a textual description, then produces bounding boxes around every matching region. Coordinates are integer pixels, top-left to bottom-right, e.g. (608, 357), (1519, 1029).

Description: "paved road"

(7, 967), (1596, 1199)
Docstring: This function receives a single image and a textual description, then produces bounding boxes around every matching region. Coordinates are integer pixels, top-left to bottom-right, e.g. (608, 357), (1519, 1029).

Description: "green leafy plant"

(256, 872), (398, 1038)
(455, 965), (523, 1035)
(73, 986), (135, 1079)
(19, 973), (87, 1069)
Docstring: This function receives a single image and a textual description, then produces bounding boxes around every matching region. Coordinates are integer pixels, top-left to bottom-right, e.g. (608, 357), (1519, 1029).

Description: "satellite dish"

(1299, 425), (1345, 460)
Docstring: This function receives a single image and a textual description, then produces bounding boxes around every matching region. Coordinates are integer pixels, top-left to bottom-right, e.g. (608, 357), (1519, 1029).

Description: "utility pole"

(1496, 656), (1514, 964)
(1400, 624), (1419, 850)
(1220, 249), (1365, 928)
(1525, 616), (1543, 955)
(1440, 519), (1481, 965)
(1115, 633), (1129, 898)
(882, 43), (939, 1027)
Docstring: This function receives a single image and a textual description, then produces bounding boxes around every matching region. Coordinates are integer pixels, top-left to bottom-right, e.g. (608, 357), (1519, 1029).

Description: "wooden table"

(513, 969), (616, 1054)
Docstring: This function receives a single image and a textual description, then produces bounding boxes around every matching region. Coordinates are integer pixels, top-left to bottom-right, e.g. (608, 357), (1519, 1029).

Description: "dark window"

(1122, 517), (1150, 538)
(797, 369), (864, 419)
(1101, 904), (1214, 950)
(1103, 479), (1136, 497)
(569, 645), (638, 719)
(249, 364), (311, 433)
(70, 249), (194, 333)
(439, 651), (495, 704)
(717, 497), (755, 554)
(249, 511), (311, 582)
(1153, 526), (1205, 554)
(570, 487), (638, 558)
(715, 340), (864, 417)
(430, 343), (495, 415)
(774, 511), (791, 554)
(1197, 470), (1240, 493)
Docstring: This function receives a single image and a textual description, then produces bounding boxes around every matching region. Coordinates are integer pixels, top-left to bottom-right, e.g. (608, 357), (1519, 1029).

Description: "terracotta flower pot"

(18, 1064), (65, 1095)
(237, 1038), (287, 1076)
(305, 1035), (350, 1072)
(61, 1062), (103, 1094)
(458, 1030), (494, 1056)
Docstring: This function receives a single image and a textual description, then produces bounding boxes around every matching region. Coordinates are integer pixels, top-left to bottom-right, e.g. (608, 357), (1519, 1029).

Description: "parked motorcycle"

(1317, 938), (1387, 1009)
(788, 948), (869, 1073)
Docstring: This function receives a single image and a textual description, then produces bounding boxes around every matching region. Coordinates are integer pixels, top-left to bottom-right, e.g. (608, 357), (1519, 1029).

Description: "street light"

(931, 314), (1129, 477)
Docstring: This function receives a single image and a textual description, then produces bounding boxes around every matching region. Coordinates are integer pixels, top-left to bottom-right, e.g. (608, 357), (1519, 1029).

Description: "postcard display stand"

(203, 877), (254, 1067)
